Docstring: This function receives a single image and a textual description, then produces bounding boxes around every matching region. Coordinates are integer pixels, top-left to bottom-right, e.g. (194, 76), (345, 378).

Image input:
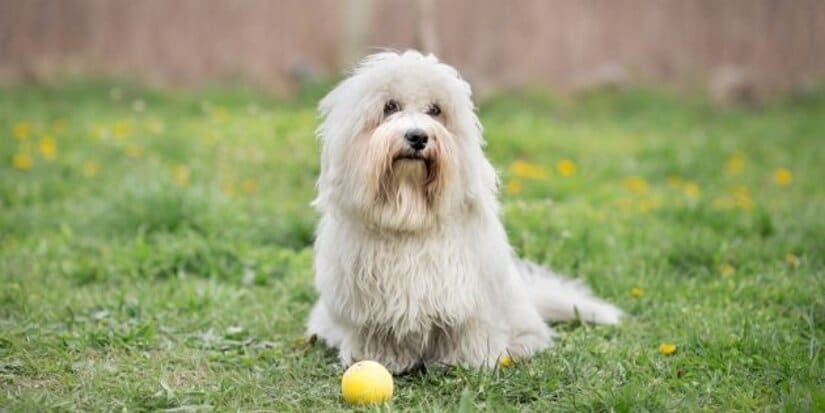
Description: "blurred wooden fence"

(1, 0), (823, 95)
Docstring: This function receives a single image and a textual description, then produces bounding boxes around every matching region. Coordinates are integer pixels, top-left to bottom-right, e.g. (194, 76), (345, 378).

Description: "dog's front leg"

(335, 328), (359, 367)
(431, 318), (509, 369)
(341, 330), (424, 374)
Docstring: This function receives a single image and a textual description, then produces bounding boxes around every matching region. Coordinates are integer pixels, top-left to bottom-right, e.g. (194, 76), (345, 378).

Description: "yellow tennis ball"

(341, 360), (394, 405)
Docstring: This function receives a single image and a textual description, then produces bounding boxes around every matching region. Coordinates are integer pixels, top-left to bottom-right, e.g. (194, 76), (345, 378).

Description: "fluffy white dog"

(307, 50), (623, 373)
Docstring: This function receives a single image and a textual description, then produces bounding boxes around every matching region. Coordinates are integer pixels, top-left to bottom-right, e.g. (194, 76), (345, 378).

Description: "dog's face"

(315, 51), (498, 232)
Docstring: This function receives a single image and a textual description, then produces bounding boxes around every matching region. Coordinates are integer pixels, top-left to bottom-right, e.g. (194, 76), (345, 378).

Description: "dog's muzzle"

(404, 128), (429, 151)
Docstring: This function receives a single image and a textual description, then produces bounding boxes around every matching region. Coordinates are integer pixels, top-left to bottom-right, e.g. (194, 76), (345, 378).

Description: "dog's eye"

(426, 104), (441, 117)
(383, 100), (401, 116)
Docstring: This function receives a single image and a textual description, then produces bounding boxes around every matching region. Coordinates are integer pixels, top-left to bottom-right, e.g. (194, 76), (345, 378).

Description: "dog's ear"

(316, 76), (357, 144)
(450, 89), (501, 210)
(318, 81), (344, 120)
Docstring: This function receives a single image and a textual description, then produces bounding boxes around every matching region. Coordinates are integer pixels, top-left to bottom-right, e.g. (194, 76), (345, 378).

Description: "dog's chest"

(349, 235), (479, 334)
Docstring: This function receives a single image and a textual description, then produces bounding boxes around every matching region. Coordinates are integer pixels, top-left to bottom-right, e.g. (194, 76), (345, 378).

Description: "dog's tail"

(516, 259), (623, 325)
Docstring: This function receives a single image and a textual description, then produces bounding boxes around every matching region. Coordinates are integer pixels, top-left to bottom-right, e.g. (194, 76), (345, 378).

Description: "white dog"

(307, 50), (623, 373)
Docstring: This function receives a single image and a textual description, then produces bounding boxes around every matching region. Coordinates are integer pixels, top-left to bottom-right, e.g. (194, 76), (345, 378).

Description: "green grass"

(1, 81), (823, 411)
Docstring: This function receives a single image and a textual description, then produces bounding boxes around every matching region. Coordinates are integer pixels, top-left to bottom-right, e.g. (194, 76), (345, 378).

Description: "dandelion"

(556, 159), (577, 177)
(631, 287), (644, 298)
(38, 136), (57, 160)
(735, 194), (754, 209)
(659, 343), (677, 356)
(682, 181), (701, 199)
(506, 179), (523, 195)
(510, 160), (549, 180)
(125, 143), (144, 159)
(721, 263), (735, 277)
(200, 130), (217, 144)
(13, 122), (32, 140)
(172, 165), (190, 186)
(725, 152), (745, 174)
(113, 120), (133, 139)
(638, 197), (663, 213)
(729, 185), (750, 197)
(729, 185), (754, 209)
(499, 355), (515, 368)
(785, 253), (800, 267)
(82, 161), (100, 178)
(12, 153), (33, 170)
(774, 168), (792, 186)
(241, 179), (258, 194)
(624, 176), (649, 194)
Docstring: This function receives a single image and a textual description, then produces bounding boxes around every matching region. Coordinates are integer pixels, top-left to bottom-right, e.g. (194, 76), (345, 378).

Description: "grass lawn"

(1, 82), (823, 411)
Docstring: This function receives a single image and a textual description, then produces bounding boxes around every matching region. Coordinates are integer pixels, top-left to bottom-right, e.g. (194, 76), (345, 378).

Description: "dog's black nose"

(404, 128), (429, 151)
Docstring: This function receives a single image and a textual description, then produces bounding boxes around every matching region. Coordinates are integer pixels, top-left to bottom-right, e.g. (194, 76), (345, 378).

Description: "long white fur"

(307, 50), (623, 373)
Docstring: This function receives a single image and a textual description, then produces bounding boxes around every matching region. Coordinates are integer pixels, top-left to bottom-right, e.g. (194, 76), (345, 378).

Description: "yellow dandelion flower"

(113, 120), (133, 139)
(241, 179), (257, 194)
(12, 153), (33, 170)
(721, 263), (735, 277)
(774, 168), (792, 186)
(729, 185), (750, 197)
(624, 176), (649, 194)
(172, 165), (190, 186)
(631, 287), (644, 298)
(506, 179), (523, 195)
(499, 355), (515, 368)
(200, 130), (214, 143)
(52, 118), (69, 133)
(82, 161), (100, 178)
(556, 159), (577, 177)
(38, 136), (57, 160)
(638, 197), (663, 213)
(725, 152), (745, 174)
(125, 143), (144, 159)
(510, 160), (549, 180)
(785, 254), (800, 267)
(659, 343), (677, 356)
(728, 185), (754, 209)
(682, 181), (701, 199)
(13, 122), (32, 140)
(735, 194), (754, 209)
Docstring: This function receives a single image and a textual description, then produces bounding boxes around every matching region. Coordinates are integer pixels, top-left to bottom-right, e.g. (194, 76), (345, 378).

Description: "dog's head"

(315, 51), (498, 232)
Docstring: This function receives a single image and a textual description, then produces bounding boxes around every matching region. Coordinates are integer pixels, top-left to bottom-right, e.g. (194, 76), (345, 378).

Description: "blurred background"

(2, 0), (824, 102)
